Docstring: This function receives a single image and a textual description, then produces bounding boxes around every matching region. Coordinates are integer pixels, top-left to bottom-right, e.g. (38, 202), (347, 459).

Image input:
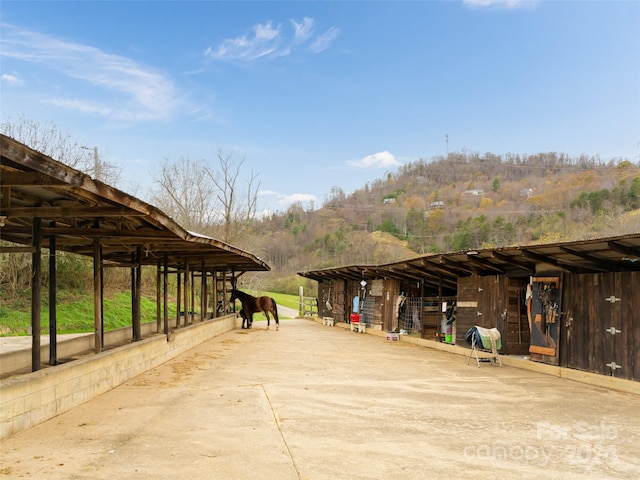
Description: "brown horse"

(230, 289), (279, 330)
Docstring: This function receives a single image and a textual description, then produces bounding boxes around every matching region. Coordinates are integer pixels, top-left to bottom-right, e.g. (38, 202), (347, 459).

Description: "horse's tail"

(271, 298), (279, 321)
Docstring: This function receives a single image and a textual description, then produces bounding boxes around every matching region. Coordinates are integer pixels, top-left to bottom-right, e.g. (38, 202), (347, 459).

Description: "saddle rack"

(467, 326), (502, 367)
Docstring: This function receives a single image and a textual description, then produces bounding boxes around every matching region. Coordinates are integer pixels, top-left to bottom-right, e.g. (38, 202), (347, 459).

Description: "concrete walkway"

(1, 319), (638, 479)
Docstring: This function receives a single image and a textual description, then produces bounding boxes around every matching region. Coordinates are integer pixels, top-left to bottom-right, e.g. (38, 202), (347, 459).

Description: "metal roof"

(298, 234), (640, 290)
(0, 134), (270, 273)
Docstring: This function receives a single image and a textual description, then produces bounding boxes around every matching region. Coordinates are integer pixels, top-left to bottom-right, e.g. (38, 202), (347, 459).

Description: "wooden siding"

(334, 280), (346, 323)
(381, 279), (400, 331)
(456, 275), (530, 355)
(503, 277), (531, 355)
(562, 272), (640, 381)
(456, 276), (480, 345)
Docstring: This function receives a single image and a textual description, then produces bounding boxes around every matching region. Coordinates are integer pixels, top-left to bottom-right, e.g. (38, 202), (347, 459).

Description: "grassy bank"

(0, 291), (177, 336)
(0, 290), (300, 336)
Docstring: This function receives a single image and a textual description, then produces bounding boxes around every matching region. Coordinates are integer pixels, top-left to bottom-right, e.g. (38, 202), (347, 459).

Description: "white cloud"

(258, 189), (280, 197)
(205, 21), (282, 62)
(45, 98), (113, 116)
(309, 27), (341, 53)
(258, 189), (316, 210)
(347, 151), (401, 169)
(1, 73), (23, 86)
(463, 0), (538, 10)
(0, 23), (180, 122)
(291, 17), (314, 43)
(206, 18), (339, 63)
(279, 193), (317, 206)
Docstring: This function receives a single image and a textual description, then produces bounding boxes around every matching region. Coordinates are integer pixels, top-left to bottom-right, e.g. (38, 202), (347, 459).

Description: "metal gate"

(398, 296), (423, 335)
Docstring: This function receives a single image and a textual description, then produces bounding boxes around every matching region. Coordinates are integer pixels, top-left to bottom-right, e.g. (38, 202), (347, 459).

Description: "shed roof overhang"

(298, 234), (640, 288)
(0, 134), (270, 274)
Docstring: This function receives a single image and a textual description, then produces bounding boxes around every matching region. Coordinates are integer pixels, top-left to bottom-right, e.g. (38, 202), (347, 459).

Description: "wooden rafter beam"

(464, 254), (505, 274)
(0, 246), (36, 253)
(0, 226), (174, 238)
(437, 256), (478, 275)
(0, 171), (67, 186)
(560, 246), (632, 271)
(489, 251), (535, 273)
(4, 206), (147, 218)
(608, 241), (640, 258)
(521, 248), (576, 272)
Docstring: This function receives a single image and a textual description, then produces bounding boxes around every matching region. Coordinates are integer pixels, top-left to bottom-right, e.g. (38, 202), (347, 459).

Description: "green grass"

(229, 291), (300, 321)
(0, 291), (176, 336)
(0, 290), (301, 335)
(263, 291), (299, 310)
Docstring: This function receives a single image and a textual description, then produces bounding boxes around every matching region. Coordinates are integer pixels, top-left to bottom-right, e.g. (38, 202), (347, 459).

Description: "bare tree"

(1, 115), (86, 169)
(1, 116), (123, 298)
(205, 149), (261, 244)
(0, 114), (120, 185)
(151, 157), (217, 232)
(152, 150), (261, 244)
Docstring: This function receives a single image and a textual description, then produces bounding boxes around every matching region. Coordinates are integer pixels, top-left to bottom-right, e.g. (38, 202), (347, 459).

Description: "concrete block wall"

(0, 315), (237, 440)
(0, 321), (160, 376)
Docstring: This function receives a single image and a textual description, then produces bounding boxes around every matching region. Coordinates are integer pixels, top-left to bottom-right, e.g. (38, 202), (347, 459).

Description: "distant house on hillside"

(520, 188), (534, 198)
(383, 197), (396, 205)
(462, 189), (484, 197)
(429, 201), (445, 210)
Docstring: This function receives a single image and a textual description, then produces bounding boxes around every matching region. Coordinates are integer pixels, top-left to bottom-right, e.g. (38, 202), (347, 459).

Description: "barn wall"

(381, 279), (401, 331)
(456, 275), (530, 355)
(319, 282), (333, 319)
(456, 276), (480, 345)
(503, 277), (531, 355)
(561, 271), (639, 381)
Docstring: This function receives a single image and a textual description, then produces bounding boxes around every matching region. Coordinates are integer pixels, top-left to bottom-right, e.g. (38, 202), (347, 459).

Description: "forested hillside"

(244, 152), (640, 290)
(2, 132), (639, 298)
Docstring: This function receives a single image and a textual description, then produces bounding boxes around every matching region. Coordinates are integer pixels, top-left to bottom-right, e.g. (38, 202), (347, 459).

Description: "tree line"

(2, 117), (639, 297)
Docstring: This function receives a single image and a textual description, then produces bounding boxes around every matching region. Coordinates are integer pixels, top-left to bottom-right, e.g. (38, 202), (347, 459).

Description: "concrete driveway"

(1, 319), (638, 479)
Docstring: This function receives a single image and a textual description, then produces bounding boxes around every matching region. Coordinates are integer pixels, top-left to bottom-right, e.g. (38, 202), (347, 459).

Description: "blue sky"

(1, 0), (639, 214)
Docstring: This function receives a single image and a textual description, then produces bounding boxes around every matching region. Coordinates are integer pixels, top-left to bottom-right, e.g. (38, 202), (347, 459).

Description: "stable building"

(298, 234), (640, 382)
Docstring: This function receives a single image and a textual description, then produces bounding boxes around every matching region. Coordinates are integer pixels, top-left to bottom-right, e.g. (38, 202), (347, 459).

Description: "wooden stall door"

(504, 277), (531, 355)
(477, 275), (504, 331)
(320, 283), (333, 319)
(381, 279), (400, 332)
(455, 277), (480, 345)
(602, 273), (625, 378)
(563, 272), (639, 380)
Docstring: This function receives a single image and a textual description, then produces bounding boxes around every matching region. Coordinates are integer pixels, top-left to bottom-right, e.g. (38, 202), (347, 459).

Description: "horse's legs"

(240, 310), (248, 329)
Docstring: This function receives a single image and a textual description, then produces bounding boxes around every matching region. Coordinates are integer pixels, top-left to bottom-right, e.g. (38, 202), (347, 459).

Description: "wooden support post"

(156, 259), (161, 333)
(213, 269), (218, 317)
(190, 270), (195, 324)
(176, 269), (181, 328)
(201, 262), (206, 321)
(133, 246), (142, 341)
(31, 217), (42, 372)
(48, 222), (57, 366)
(131, 253), (136, 336)
(163, 255), (169, 335)
(184, 259), (190, 325)
(93, 237), (102, 353)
